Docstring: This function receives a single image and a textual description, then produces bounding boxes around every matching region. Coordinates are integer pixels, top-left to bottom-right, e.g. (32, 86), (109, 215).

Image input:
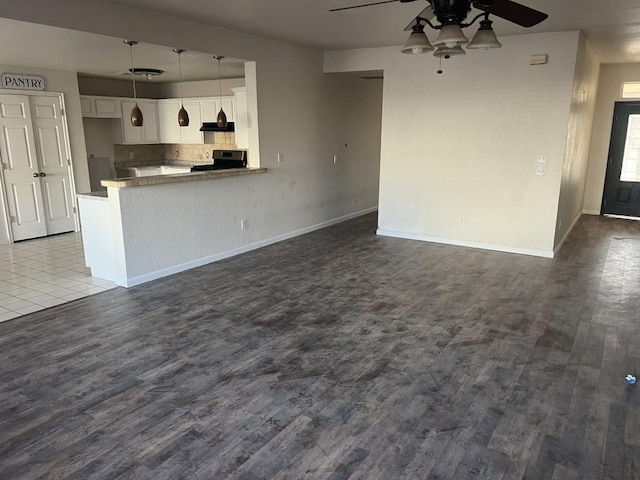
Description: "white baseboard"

(376, 229), (554, 258)
(582, 209), (600, 215)
(119, 206), (379, 287)
(553, 212), (582, 256)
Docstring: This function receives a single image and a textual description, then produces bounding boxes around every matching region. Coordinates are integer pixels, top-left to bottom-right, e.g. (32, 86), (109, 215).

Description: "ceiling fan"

(331, 0), (548, 60)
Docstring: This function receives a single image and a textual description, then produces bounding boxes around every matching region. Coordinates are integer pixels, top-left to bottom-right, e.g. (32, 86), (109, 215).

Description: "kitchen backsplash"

(113, 132), (239, 166)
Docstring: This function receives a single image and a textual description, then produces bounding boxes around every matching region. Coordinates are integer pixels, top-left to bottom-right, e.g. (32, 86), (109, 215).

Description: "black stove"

(191, 150), (247, 172)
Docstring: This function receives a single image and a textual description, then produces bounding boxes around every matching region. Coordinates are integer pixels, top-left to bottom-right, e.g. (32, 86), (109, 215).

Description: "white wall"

(583, 63), (640, 213)
(326, 31), (582, 257)
(0, 64), (89, 243)
(553, 34), (600, 249)
(0, 0), (382, 267)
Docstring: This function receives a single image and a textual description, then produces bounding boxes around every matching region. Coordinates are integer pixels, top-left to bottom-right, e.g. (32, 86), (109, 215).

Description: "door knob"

(33, 172), (39, 178)
(39, 172), (46, 177)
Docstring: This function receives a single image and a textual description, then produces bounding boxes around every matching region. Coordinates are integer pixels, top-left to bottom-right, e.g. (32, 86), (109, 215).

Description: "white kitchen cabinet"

(200, 96), (235, 123)
(80, 95), (121, 118)
(158, 99), (203, 144)
(114, 99), (159, 144)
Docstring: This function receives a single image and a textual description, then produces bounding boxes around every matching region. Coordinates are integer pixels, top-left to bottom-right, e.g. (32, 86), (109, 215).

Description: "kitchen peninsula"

(78, 167), (266, 287)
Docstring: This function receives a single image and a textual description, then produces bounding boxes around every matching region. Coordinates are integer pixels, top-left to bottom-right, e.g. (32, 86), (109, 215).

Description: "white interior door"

(30, 95), (75, 235)
(0, 94), (47, 241)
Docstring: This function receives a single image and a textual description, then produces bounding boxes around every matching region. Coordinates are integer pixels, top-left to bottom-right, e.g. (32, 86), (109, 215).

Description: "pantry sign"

(1, 73), (45, 91)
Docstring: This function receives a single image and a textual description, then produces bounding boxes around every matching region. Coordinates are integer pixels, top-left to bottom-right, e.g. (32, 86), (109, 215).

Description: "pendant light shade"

(124, 40), (143, 127)
(214, 55), (227, 128)
(401, 23), (434, 54)
(467, 16), (502, 50)
(173, 48), (190, 127)
(433, 24), (469, 48)
(433, 45), (466, 58)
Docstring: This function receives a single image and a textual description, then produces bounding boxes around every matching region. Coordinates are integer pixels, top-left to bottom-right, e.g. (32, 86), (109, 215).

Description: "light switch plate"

(536, 165), (546, 176)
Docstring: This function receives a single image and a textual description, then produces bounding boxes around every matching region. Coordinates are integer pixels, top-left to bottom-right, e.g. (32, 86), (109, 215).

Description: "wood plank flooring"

(1, 213), (640, 479)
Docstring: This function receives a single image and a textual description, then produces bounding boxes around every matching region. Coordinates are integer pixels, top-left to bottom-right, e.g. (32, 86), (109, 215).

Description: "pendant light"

(124, 40), (143, 127)
(173, 48), (189, 127)
(213, 55), (227, 128)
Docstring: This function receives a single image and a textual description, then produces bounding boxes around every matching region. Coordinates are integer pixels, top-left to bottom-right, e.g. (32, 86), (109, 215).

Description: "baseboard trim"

(553, 212), (582, 256)
(376, 229), (554, 259)
(582, 209), (600, 215)
(119, 207), (379, 287)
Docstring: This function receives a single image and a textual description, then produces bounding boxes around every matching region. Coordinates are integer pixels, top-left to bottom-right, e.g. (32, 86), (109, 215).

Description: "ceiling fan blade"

(330, 0), (405, 12)
(403, 5), (434, 31)
(472, 0), (548, 27)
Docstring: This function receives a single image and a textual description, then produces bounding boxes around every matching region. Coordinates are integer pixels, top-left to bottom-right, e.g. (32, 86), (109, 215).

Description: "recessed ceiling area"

(108, 0), (640, 63)
(0, 17), (246, 83)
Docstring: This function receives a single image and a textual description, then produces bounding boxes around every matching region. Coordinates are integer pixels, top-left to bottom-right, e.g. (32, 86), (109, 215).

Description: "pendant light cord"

(130, 44), (138, 100)
(217, 57), (223, 104)
(178, 51), (184, 107)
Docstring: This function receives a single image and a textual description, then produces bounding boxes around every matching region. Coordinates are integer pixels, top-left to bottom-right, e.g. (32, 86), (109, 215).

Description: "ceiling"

(0, 18), (246, 83)
(107, 0), (640, 64)
(0, 0), (639, 84)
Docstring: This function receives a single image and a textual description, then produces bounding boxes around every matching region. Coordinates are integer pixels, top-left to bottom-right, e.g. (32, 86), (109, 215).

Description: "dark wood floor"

(1, 213), (640, 479)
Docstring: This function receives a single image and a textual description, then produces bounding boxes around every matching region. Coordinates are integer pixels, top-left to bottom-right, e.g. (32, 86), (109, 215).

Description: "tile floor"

(0, 232), (115, 323)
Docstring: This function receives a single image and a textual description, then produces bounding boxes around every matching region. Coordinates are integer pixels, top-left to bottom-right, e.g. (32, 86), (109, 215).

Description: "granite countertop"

(101, 167), (267, 189)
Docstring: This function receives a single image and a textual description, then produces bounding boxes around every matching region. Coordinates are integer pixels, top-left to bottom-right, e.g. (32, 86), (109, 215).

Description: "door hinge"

(67, 159), (71, 166)
(9, 215), (16, 223)
(72, 206), (77, 213)
(603, 199), (607, 206)
(61, 108), (65, 116)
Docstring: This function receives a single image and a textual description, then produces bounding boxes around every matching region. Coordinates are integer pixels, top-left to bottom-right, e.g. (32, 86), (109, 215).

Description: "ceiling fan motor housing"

(431, 0), (473, 24)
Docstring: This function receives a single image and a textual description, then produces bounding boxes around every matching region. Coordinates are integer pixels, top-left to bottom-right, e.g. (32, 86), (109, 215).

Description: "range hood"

(200, 122), (235, 132)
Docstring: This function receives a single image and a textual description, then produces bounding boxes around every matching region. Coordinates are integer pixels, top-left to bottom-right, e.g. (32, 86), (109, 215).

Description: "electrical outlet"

(277, 153), (283, 163)
(536, 154), (547, 163)
(240, 219), (247, 230)
(536, 165), (546, 176)
(459, 216), (465, 223)
(129, 151), (135, 160)
(333, 155), (338, 164)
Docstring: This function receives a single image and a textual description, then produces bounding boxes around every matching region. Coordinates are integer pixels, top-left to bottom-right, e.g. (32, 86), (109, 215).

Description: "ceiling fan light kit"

(333, 0), (547, 71)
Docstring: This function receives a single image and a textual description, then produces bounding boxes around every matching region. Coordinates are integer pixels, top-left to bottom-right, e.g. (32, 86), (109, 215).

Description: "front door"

(0, 93), (76, 241)
(602, 102), (640, 217)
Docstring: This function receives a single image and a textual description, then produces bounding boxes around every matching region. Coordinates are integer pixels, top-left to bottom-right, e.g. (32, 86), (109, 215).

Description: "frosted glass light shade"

(433, 45), (466, 58)
(433, 24), (469, 48)
(467, 23), (502, 50)
(401, 29), (434, 54)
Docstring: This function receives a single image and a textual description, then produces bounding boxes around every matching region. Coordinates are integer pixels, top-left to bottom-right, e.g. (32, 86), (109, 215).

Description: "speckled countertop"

(101, 167), (267, 189)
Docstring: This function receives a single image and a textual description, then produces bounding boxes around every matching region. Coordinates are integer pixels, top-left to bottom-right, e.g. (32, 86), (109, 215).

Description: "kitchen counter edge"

(101, 167), (267, 189)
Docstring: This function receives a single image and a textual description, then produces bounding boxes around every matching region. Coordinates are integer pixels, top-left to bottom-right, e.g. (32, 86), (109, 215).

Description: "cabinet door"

(200, 99), (219, 123)
(95, 98), (121, 118)
(120, 100), (143, 143)
(140, 100), (159, 143)
(80, 96), (95, 117)
(180, 100), (203, 144)
(220, 98), (235, 122)
(158, 100), (182, 144)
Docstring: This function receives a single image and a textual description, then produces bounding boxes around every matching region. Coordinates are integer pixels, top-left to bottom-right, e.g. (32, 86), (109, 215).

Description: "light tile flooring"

(0, 232), (115, 323)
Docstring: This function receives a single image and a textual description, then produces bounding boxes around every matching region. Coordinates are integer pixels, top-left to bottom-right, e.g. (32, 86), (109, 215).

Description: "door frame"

(0, 90), (79, 243)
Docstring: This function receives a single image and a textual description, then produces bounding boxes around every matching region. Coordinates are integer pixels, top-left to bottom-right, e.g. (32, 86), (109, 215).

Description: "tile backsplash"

(113, 132), (240, 166)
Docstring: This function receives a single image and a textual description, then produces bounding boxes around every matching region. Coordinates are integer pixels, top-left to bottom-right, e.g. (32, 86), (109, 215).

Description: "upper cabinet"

(200, 96), (235, 123)
(81, 94), (246, 146)
(158, 99), (203, 144)
(80, 95), (122, 118)
(114, 99), (159, 144)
